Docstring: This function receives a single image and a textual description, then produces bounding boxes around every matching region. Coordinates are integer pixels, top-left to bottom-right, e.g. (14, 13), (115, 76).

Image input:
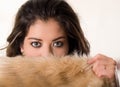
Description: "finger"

(88, 54), (116, 65)
(93, 64), (116, 78)
(87, 54), (106, 64)
(87, 58), (95, 64)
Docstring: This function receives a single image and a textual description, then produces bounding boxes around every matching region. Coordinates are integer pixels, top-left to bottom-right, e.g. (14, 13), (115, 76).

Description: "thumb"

(87, 58), (96, 64)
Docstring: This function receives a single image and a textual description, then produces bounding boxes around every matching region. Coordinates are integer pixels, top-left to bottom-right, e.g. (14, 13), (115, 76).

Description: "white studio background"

(67, 0), (120, 60)
(0, 0), (120, 60)
(0, 0), (26, 56)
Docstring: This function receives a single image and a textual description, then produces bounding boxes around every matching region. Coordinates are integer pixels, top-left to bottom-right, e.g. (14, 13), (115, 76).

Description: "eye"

(31, 42), (41, 48)
(53, 41), (63, 47)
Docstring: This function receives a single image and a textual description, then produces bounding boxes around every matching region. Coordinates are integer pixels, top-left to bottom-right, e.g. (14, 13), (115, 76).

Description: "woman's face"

(20, 19), (69, 57)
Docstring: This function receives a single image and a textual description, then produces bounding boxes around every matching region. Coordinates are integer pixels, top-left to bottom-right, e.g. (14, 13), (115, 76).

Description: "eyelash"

(53, 41), (63, 47)
(31, 41), (41, 48)
(30, 41), (64, 48)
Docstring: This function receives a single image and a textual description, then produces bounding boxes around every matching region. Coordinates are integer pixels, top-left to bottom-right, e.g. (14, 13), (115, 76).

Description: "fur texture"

(0, 55), (114, 87)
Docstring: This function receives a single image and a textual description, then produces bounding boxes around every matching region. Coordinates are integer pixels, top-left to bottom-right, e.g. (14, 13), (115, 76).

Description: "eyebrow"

(27, 36), (66, 41)
(28, 38), (42, 41)
(52, 36), (66, 41)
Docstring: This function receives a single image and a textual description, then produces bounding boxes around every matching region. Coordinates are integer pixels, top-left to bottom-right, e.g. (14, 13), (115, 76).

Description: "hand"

(88, 54), (116, 79)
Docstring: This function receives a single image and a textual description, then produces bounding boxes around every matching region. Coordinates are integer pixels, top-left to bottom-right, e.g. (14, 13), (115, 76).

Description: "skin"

(20, 19), (69, 57)
(88, 54), (116, 79)
(20, 18), (116, 79)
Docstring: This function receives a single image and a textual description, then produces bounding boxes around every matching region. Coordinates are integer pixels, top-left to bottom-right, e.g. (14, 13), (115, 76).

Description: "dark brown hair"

(6, 0), (90, 57)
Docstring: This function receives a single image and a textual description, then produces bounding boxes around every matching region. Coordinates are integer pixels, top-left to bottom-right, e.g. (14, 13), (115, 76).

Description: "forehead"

(26, 19), (67, 39)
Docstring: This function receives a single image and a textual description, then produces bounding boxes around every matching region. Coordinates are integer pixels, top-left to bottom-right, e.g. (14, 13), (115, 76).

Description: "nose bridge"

(42, 44), (53, 57)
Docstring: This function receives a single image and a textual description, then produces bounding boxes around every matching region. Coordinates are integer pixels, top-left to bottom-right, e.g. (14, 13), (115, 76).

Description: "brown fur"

(0, 55), (113, 87)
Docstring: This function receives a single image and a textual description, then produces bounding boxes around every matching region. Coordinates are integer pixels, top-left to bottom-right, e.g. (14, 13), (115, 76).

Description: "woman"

(6, 0), (117, 85)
